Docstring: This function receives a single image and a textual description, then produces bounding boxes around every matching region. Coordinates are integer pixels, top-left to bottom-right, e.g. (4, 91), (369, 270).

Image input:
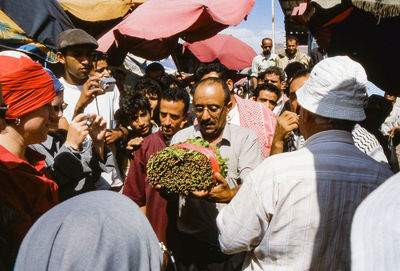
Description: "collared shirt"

(227, 104), (240, 126)
(170, 124), (263, 244)
(217, 130), (393, 271)
(250, 53), (278, 78)
(351, 172), (400, 271)
(123, 130), (169, 242)
(272, 94), (289, 117)
(277, 50), (310, 70)
(0, 145), (58, 248)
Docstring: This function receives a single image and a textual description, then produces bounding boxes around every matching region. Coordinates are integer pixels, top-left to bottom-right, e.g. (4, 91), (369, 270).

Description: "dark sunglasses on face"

(0, 103), (8, 119)
(53, 103), (68, 112)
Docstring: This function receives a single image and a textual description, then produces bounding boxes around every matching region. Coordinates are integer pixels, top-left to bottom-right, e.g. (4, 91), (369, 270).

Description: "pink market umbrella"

(183, 34), (257, 70)
(97, 0), (254, 65)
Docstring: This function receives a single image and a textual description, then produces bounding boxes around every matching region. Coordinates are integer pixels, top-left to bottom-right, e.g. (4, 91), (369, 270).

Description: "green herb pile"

(146, 138), (229, 196)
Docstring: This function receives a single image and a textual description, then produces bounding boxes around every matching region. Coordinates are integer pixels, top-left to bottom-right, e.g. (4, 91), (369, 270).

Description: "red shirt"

(0, 145), (58, 247)
(123, 130), (169, 242)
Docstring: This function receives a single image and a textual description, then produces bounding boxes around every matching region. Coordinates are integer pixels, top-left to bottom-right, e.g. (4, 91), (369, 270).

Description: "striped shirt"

(217, 130), (393, 271)
(351, 172), (400, 271)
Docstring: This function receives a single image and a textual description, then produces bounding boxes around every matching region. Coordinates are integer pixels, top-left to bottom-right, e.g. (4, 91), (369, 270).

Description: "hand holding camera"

(74, 76), (104, 115)
(65, 113), (90, 150)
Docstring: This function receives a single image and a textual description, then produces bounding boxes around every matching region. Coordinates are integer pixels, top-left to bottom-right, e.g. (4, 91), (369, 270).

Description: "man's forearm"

(270, 137), (285, 155)
(251, 77), (258, 90)
(92, 141), (105, 161)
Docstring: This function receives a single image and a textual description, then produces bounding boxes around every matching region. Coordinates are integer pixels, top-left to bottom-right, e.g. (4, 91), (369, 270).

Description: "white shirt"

(59, 77), (120, 129)
(250, 53), (278, 78)
(217, 130), (393, 271)
(227, 104), (240, 126)
(272, 94), (287, 116)
(381, 97), (400, 135)
(351, 172), (400, 271)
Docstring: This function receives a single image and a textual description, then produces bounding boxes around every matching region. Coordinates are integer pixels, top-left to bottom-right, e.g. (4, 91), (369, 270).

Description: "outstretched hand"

(65, 113), (89, 150)
(191, 172), (239, 203)
(89, 114), (107, 143)
(105, 129), (124, 144)
(126, 137), (144, 151)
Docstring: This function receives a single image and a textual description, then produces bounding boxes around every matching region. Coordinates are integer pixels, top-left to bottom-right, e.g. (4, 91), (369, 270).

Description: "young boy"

(118, 91), (158, 152)
(56, 29), (119, 129)
(134, 77), (162, 123)
(56, 28), (123, 188)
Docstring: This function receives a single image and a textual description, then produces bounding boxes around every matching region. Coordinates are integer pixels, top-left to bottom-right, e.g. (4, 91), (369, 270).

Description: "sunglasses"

(0, 103), (8, 119)
(53, 103), (68, 112)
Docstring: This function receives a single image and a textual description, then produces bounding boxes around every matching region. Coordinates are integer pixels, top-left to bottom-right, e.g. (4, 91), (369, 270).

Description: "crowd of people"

(0, 28), (399, 271)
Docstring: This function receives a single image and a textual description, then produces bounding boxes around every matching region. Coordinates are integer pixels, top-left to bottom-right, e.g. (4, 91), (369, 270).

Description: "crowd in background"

(1, 28), (400, 271)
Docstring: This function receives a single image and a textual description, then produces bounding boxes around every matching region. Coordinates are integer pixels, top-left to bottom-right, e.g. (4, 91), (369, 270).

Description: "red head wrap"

(0, 55), (55, 119)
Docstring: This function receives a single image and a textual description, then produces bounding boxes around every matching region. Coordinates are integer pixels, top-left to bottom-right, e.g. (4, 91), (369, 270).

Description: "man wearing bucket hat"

(216, 56), (393, 270)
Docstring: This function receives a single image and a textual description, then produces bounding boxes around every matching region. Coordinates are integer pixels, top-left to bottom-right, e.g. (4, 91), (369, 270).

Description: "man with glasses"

(250, 38), (278, 90)
(170, 77), (263, 270)
(195, 62), (277, 158)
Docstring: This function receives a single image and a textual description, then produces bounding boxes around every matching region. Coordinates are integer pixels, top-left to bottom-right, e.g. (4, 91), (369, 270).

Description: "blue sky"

(221, 0), (286, 54)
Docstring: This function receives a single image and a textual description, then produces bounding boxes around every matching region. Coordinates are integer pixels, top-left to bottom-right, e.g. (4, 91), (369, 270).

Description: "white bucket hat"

(297, 55), (368, 121)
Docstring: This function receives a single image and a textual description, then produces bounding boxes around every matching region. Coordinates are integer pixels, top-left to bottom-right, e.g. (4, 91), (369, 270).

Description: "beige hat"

(297, 56), (367, 121)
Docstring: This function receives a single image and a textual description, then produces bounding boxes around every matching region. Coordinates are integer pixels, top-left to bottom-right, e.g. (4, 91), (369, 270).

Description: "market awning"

(295, 0), (400, 95)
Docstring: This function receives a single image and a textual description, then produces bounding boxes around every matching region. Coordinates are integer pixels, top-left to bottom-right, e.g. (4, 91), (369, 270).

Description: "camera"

(98, 77), (116, 92)
(85, 115), (93, 127)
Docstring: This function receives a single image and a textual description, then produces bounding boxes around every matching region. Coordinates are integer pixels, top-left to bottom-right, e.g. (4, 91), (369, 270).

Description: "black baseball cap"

(56, 29), (98, 51)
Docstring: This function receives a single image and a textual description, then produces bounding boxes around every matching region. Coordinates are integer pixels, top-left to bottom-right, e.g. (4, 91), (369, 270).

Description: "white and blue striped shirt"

(217, 129), (393, 270)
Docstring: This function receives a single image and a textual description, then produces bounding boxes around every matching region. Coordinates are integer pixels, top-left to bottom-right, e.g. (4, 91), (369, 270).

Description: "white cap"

(297, 56), (368, 121)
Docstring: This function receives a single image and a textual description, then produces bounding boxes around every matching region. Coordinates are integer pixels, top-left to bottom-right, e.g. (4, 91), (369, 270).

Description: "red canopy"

(97, 0), (254, 64)
(183, 34), (257, 70)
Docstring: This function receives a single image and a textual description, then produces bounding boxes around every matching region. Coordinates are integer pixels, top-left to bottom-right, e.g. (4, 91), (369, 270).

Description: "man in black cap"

(56, 28), (123, 189)
(56, 28), (103, 121)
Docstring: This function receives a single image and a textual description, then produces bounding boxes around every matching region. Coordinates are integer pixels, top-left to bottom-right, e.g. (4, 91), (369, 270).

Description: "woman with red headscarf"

(0, 54), (59, 269)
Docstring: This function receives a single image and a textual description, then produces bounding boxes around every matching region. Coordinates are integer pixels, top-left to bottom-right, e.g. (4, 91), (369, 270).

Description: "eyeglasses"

(53, 103), (68, 112)
(0, 103), (8, 119)
(194, 104), (223, 116)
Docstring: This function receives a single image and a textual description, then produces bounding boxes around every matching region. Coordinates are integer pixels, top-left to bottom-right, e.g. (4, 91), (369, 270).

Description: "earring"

(15, 118), (20, 126)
